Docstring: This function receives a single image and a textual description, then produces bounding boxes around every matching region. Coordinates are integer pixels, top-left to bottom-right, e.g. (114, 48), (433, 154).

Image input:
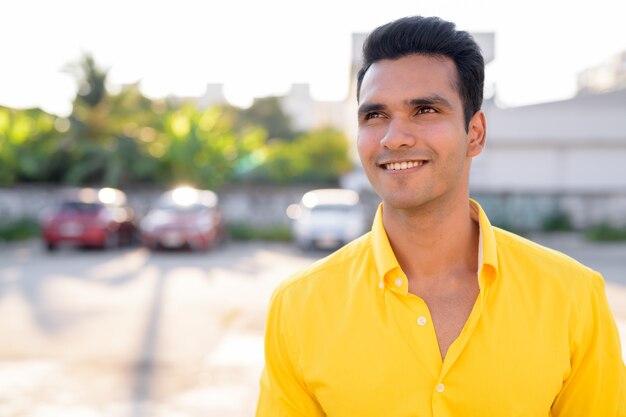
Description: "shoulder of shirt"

(492, 226), (602, 286)
(273, 232), (374, 299)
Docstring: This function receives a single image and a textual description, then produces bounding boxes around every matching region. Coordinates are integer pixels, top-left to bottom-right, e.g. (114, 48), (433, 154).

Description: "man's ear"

(467, 111), (486, 157)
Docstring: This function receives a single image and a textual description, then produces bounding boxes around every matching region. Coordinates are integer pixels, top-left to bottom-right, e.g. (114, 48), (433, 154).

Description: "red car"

(139, 187), (226, 251)
(40, 187), (137, 251)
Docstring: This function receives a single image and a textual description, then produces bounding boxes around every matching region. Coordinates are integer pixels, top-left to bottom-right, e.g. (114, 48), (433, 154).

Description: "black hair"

(356, 16), (484, 128)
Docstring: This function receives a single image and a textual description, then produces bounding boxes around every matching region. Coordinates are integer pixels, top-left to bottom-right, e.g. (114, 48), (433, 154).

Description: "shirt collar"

(470, 199), (499, 282)
(371, 204), (402, 283)
(370, 199), (499, 289)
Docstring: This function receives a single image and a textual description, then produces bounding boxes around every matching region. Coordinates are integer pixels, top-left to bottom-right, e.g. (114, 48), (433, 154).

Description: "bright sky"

(1, 0), (625, 116)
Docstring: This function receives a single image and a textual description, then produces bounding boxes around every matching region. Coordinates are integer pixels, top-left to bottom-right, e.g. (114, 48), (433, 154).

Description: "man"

(256, 16), (626, 416)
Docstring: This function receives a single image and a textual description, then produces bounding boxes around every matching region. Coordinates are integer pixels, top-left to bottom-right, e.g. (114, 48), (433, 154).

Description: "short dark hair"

(356, 16), (485, 128)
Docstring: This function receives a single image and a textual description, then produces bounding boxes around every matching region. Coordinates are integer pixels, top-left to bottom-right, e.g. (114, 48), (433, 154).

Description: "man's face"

(357, 54), (484, 212)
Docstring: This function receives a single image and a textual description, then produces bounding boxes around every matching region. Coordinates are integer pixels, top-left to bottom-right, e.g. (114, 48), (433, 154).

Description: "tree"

(253, 127), (353, 184)
(158, 104), (266, 189)
(56, 53), (114, 184)
(0, 106), (62, 185)
(1, 54), (355, 189)
(59, 55), (159, 186)
(232, 96), (297, 141)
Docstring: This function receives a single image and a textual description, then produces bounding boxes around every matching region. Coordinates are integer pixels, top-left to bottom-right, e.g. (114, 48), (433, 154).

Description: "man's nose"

(380, 118), (416, 149)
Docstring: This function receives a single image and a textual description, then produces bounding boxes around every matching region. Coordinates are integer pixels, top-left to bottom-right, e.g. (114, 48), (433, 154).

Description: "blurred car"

(287, 188), (368, 250)
(139, 187), (226, 251)
(40, 187), (137, 251)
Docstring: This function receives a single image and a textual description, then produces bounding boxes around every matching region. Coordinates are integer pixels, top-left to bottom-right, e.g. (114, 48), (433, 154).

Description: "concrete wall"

(0, 185), (317, 228)
(1, 184), (625, 232)
(471, 145), (626, 194)
(472, 193), (626, 231)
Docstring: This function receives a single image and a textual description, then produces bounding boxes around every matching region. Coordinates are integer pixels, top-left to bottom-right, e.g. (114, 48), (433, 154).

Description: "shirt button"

(436, 383), (445, 393)
(417, 316), (427, 326)
(395, 278), (403, 287)
(378, 281), (384, 289)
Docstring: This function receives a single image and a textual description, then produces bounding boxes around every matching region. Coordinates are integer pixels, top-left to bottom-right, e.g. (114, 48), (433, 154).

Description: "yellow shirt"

(257, 201), (626, 417)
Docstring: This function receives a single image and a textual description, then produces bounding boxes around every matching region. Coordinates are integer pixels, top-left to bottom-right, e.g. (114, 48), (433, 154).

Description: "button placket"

(404, 298), (442, 379)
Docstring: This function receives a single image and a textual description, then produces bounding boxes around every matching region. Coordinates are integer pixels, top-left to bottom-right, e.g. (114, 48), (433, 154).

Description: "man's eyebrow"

(406, 95), (453, 109)
(358, 95), (453, 116)
(357, 102), (386, 116)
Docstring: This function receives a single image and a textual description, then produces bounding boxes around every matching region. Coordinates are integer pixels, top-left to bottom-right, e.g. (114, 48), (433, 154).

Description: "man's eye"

(365, 112), (383, 120)
(416, 107), (436, 114)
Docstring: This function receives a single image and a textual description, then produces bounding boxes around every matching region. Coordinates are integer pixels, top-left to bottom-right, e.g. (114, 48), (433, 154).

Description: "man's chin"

(380, 194), (430, 211)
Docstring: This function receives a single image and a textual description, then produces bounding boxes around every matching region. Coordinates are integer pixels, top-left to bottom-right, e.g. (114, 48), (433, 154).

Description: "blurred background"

(0, 0), (625, 416)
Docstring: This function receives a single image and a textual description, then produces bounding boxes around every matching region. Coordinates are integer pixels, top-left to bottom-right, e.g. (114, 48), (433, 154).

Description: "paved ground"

(0, 234), (624, 417)
(0, 240), (318, 417)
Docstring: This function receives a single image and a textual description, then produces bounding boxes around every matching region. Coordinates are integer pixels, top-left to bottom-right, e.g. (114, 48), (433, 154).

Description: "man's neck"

(382, 196), (479, 286)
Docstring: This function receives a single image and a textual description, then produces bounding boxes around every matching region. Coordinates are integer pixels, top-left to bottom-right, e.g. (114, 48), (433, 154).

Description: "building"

(190, 32), (625, 231)
(577, 51), (626, 94)
(472, 88), (626, 230)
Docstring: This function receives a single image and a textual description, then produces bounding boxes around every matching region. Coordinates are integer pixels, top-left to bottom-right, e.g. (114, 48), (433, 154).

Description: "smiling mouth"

(382, 160), (426, 171)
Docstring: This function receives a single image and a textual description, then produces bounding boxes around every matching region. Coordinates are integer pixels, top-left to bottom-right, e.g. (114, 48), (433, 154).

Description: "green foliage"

(490, 220), (527, 236)
(232, 97), (297, 141)
(584, 223), (626, 242)
(66, 53), (107, 108)
(59, 57), (160, 186)
(0, 106), (63, 185)
(158, 105), (267, 189)
(251, 127), (353, 184)
(0, 54), (353, 188)
(541, 210), (573, 232)
(228, 223), (293, 241)
(0, 218), (40, 242)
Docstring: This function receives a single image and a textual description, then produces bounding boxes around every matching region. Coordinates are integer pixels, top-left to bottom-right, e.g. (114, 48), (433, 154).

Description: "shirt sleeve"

(552, 271), (626, 416)
(256, 285), (325, 417)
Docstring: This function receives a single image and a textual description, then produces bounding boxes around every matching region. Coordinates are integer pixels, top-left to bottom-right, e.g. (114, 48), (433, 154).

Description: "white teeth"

(385, 161), (424, 170)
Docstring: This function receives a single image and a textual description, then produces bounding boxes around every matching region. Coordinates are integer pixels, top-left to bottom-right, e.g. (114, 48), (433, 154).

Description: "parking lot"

(0, 235), (624, 417)
(0, 240), (321, 417)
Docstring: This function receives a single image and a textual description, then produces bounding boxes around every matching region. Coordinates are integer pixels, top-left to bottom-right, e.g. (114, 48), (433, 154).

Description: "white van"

(287, 188), (368, 250)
